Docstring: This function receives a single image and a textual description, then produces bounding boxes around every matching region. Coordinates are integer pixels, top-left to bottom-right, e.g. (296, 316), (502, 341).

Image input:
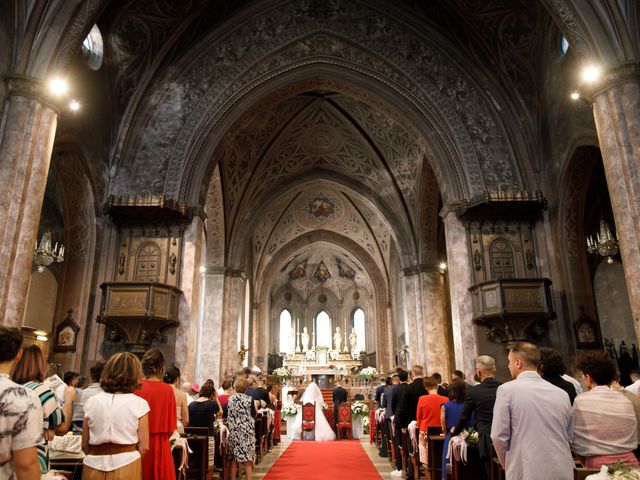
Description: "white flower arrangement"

(351, 401), (369, 418)
(282, 403), (300, 417)
(357, 366), (378, 381)
(322, 402), (328, 410)
(460, 427), (479, 447)
(272, 367), (292, 382)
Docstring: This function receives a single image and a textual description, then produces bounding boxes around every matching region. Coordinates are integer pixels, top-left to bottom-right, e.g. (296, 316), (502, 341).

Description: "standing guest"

(227, 377), (256, 480)
(375, 377), (389, 405)
(163, 366), (189, 434)
(72, 361), (105, 432)
(539, 348), (577, 404)
(611, 371), (640, 445)
(380, 374), (400, 457)
(396, 365), (427, 430)
(453, 355), (501, 480)
(267, 385), (277, 408)
(181, 382), (195, 405)
(626, 369), (640, 396)
(188, 383), (220, 434)
(432, 372), (448, 397)
(562, 368), (584, 395)
(0, 326), (42, 480)
(82, 352), (150, 480)
(572, 351), (638, 469)
(253, 377), (270, 408)
(218, 379), (233, 418)
(390, 369), (410, 477)
(441, 380), (473, 479)
(451, 369), (474, 390)
(135, 349), (176, 480)
(13, 344), (74, 474)
(416, 375), (448, 469)
(491, 342), (574, 480)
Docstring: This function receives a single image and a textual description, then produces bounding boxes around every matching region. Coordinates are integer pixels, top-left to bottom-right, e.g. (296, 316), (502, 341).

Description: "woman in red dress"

(135, 349), (176, 480)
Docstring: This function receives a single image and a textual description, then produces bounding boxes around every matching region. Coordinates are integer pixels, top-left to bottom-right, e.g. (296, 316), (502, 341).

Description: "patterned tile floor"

(249, 437), (395, 479)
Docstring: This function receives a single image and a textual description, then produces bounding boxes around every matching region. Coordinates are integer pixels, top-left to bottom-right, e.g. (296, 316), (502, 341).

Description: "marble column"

(443, 212), (478, 380)
(195, 268), (225, 385)
(0, 76), (58, 326)
(419, 268), (451, 376)
(385, 302), (395, 371)
(591, 64), (640, 344)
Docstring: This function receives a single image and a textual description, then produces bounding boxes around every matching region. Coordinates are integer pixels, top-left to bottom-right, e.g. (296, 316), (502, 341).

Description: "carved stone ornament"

(54, 308), (80, 353)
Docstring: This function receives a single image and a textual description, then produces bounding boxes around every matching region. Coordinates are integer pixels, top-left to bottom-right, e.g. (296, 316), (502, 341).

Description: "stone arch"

(114, 0), (539, 204)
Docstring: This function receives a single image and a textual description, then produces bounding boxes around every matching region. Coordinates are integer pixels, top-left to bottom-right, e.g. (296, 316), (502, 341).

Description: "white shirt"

(0, 374), (43, 480)
(83, 392), (150, 471)
(73, 383), (103, 422)
(561, 374), (584, 394)
(625, 379), (640, 396)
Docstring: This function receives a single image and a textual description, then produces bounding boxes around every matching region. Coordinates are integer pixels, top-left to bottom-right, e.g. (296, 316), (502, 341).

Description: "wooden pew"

(183, 426), (214, 480)
(427, 429), (445, 480)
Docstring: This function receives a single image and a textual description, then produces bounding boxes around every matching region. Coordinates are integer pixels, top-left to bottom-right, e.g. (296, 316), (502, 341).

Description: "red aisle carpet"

(263, 440), (382, 480)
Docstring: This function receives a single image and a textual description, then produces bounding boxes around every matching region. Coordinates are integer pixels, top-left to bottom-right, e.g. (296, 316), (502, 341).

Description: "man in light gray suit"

(491, 342), (574, 480)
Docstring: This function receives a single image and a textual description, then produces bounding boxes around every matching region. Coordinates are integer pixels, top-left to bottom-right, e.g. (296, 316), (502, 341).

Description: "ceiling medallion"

(306, 194), (337, 219)
(301, 124), (342, 154)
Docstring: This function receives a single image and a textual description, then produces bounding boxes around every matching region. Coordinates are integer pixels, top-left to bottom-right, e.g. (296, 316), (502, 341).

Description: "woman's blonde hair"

(234, 377), (249, 393)
(101, 352), (142, 393)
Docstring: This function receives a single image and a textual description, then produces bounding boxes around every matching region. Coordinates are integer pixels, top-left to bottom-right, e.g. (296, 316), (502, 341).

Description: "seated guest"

(0, 326), (42, 480)
(573, 350), (639, 469)
(441, 380), (474, 479)
(82, 352), (150, 479)
(163, 366), (189, 434)
(539, 348), (577, 404)
(188, 383), (221, 434)
(13, 344), (72, 474)
(72, 361), (104, 431)
(135, 348), (176, 480)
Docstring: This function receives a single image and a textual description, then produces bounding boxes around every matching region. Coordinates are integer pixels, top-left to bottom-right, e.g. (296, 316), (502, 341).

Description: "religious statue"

(301, 326), (310, 352)
(333, 326), (342, 352)
(349, 327), (357, 352)
(238, 344), (248, 365)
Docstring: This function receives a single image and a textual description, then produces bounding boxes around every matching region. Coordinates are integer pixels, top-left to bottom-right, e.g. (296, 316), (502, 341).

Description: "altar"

(282, 350), (362, 381)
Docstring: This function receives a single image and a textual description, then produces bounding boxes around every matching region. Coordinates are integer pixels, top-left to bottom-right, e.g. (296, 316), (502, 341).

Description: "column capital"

(589, 62), (640, 100)
(2, 74), (61, 114)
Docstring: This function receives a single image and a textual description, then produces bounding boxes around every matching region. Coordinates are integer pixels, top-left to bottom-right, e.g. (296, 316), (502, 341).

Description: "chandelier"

(586, 219), (619, 264)
(33, 232), (65, 273)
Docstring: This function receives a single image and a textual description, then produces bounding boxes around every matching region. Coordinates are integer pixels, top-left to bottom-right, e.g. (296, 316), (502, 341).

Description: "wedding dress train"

(291, 382), (336, 441)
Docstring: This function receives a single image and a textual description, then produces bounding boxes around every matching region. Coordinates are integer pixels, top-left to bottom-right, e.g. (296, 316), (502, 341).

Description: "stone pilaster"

(401, 269), (424, 368)
(175, 218), (205, 379)
(194, 269), (225, 384)
(419, 268), (451, 376)
(443, 212), (478, 380)
(0, 75), (59, 326)
(219, 271), (246, 377)
(591, 63), (640, 344)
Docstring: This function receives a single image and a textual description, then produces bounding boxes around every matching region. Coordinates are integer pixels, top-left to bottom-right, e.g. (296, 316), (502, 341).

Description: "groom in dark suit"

(452, 355), (502, 480)
(332, 381), (348, 430)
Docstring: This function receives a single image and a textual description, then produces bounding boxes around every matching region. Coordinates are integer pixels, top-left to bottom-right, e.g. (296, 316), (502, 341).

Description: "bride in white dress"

(291, 382), (336, 441)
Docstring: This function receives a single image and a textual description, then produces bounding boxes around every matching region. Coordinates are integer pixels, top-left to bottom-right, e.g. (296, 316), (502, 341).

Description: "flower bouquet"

(272, 367), (292, 383)
(282, 403), (300, 417)
(351, 401), (370, 418)
(322, 402), (329, 410)
(357, 366), (378, 381)
(606, 460), (640, 479)
(461, 427), (479, 447)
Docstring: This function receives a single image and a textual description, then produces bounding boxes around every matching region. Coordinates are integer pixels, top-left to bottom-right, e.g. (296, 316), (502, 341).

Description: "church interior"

(1, 0), (640, 478)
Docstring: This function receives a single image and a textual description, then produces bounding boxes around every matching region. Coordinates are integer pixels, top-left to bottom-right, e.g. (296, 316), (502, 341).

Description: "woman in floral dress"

(227, 377), (256, 479)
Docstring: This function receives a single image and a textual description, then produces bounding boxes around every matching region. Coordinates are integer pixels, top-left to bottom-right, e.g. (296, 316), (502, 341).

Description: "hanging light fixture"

(33, 232), (65, 273)
(586, 219), (619, 264)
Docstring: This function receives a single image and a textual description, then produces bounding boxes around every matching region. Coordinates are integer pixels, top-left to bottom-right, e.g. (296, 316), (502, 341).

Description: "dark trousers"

(394, 423), (403, 470)
(379, 419), (389, 457)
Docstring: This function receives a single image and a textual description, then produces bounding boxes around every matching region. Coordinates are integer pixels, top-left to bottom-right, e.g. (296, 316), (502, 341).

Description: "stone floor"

(249, 436), (395, 478)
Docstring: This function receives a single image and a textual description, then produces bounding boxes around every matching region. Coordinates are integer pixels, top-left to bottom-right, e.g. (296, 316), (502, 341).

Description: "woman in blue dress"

(441, 380), (474, 479)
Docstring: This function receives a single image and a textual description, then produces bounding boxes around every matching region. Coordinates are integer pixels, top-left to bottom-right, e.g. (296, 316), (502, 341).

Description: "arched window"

(82, 25), (104, 70)
(316, 311), (332, 349)
(279, 309), (292, 354)
(353, 308), (366, 352)
(560, 35), (569, 56)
